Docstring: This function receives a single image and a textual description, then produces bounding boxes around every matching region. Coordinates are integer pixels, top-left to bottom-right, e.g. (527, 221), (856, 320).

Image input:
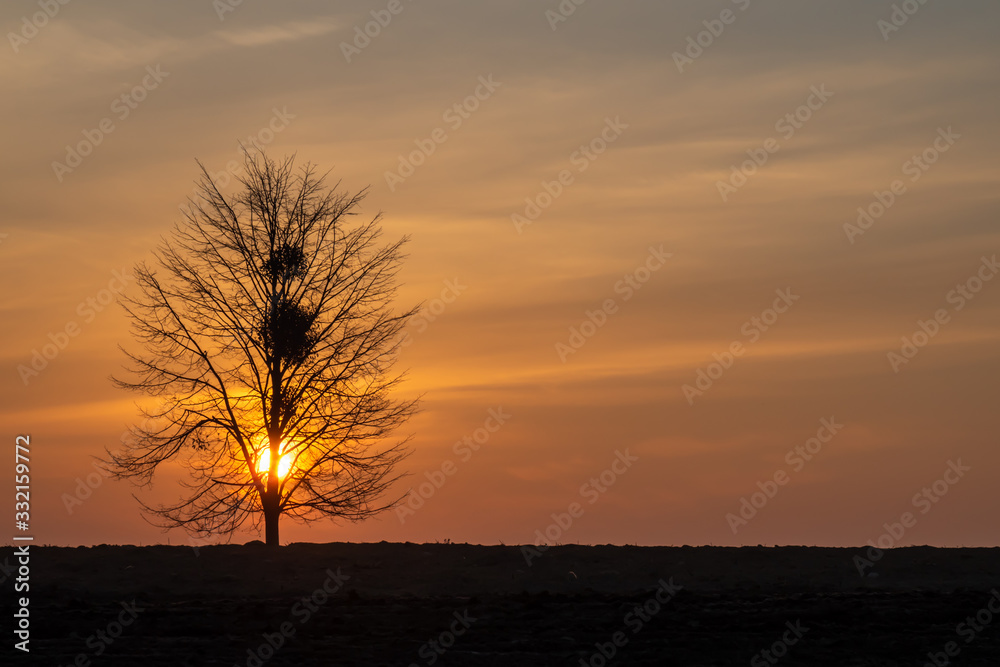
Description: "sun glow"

(256, 447), (293, 478)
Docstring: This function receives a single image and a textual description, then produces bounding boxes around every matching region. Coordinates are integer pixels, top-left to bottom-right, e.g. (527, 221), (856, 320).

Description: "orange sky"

(2, 0), (999, 548)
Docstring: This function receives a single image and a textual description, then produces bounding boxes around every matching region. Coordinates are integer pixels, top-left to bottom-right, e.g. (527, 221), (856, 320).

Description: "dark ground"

(3, 543), (1000, 665)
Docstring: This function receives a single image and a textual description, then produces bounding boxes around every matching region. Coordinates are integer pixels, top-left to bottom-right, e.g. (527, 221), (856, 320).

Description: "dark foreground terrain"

(4, 543), (1000, 665)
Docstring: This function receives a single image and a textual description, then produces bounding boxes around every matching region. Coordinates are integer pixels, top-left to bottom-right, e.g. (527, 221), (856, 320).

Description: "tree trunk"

(263, 490), (280, 547)
(263, 436), (280, 548)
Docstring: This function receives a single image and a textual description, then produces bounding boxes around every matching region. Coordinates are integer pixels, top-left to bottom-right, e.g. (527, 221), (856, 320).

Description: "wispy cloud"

(216, 19), (340, 48)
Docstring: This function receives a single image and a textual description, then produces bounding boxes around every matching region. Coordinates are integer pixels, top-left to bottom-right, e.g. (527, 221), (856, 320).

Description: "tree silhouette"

(106, 149), (417, 547)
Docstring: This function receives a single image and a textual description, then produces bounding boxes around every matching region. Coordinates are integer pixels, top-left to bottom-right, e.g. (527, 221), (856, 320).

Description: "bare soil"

(4, 543), (1000, 665)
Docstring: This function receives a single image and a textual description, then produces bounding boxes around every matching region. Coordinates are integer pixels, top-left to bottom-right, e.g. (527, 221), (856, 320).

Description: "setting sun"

(256, 447), (293, 479)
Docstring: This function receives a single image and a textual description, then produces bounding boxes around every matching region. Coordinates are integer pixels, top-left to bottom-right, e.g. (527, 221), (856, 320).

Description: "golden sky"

(2, 0), (999, 547)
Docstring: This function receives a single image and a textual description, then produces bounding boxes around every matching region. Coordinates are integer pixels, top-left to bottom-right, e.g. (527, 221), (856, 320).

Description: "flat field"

(3, 543), (1000, 665)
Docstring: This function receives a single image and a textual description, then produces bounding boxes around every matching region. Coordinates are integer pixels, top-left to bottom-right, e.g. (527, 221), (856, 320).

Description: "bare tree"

(107, 149), (417, 547)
